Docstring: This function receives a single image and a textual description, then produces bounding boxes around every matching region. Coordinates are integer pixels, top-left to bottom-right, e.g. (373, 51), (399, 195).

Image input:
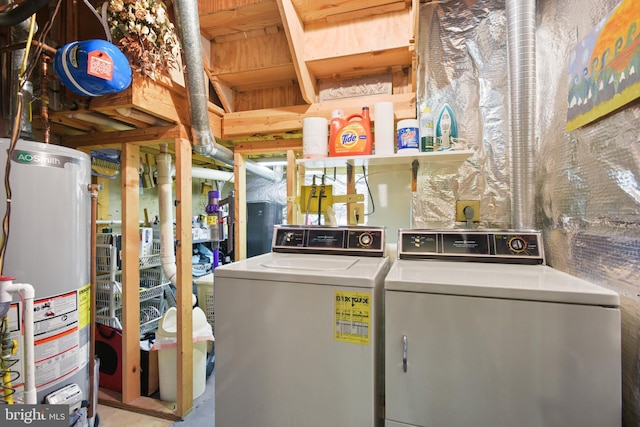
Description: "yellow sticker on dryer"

(334, 291), (371, 345)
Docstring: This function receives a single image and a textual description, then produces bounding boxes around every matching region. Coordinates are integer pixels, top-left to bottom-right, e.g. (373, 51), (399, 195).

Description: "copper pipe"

(40, 55), (50, 144)
(87, 183), (101, 420)
(0, 40), (57, 55)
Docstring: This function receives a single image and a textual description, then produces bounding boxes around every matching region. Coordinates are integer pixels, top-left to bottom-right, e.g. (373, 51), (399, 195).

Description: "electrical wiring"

(304, 176), (317, 225)
(24, 0), (63, 83)
(361, 166), (375, 216)
(0, 10), (42, 404)
(84, 0), (112, 43)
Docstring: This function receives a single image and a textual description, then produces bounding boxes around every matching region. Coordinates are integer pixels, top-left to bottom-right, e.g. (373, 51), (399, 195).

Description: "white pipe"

(173, 166), (234, 183)
(156, 149), (178, 286)
(95, 220), (146, 225)
(0, 277), (36, 404)
(192, 166), (234, 182)
(67, 113), (135, 131)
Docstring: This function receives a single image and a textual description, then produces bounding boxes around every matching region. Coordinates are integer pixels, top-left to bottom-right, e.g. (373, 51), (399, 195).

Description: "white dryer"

(384, 229), (621, 427)
(215, 225), (390, 427)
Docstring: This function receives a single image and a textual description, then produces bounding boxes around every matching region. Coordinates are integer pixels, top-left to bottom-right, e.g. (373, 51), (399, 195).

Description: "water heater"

(0, 139), (91, 407)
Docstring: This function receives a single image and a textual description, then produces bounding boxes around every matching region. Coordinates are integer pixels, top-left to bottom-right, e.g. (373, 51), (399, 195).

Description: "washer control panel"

(273, 225), (385, 256)
(398, 229), (544, 264)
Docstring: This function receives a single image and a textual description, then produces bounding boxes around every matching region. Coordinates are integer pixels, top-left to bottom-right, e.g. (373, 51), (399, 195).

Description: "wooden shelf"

(297, 149), (475, 169)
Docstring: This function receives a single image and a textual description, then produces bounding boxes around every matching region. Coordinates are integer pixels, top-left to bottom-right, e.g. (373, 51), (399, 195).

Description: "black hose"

(0, 0), (50, 27)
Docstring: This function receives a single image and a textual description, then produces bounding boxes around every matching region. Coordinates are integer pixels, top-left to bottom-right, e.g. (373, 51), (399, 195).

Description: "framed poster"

(567, 0), (640, 131)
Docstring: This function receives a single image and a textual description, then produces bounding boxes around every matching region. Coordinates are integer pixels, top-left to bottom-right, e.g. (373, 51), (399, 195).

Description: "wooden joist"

(223, 92), (416, 138)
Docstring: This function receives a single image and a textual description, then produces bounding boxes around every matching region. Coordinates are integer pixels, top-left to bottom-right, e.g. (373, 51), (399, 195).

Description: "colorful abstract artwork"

(567, 0), (640, 131)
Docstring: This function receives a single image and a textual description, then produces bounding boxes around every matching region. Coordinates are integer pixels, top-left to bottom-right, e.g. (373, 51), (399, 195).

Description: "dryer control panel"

(398, 229), (544, 264)
(272, 225), (386, 257)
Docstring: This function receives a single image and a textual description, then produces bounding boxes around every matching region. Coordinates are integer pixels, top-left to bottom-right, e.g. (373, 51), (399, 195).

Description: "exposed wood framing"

(224, 92), (416, 138)
(204, 60), (234, 113)
(277, 0), (318, 103)
(62, 125), (190, 150)
(234, 138), (302, 153)
(233, 153), (247, 260)
(286, 149), (297, 223)
(174, 138), (194, 418)
(121, 143), (141, 403)
(346, 163), (356, 226)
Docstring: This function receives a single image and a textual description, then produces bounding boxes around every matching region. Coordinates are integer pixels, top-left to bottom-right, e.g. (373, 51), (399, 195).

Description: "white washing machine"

(215, 225), (390, 427)
(384, 229), (621, 427)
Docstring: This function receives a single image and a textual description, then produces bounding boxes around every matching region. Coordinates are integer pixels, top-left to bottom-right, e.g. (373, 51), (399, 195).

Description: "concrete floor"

(97, 372), (215, 427)
(169, 372), (215, 427)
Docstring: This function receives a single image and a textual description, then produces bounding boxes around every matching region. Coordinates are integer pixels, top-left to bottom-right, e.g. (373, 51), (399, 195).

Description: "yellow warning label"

(78, 283), (91, 329)
(334, 291), (371, 345)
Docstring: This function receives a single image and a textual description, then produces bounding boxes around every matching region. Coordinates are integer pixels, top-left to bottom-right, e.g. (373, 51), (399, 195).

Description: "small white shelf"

(297, 150), (474, 169)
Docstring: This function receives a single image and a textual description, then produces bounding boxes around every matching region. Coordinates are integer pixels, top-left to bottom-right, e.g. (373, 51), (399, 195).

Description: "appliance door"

(216, 276), (379, 427)
(385, 290), (621, 427)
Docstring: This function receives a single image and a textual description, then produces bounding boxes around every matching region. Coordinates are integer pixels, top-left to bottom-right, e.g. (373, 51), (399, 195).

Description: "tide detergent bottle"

(329, 107), (373, 156)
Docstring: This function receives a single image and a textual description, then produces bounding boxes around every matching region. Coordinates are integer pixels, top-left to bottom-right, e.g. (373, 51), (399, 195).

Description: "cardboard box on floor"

(140, 339), (159, 397)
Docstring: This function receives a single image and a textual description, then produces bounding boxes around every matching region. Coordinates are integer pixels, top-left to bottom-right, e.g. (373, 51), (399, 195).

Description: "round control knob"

(508, 236), (527, 253)
(358, 232), (373, 247)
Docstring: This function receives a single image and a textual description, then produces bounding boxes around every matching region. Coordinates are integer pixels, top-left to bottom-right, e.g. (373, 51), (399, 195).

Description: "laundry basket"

(194, 273), (214, 352)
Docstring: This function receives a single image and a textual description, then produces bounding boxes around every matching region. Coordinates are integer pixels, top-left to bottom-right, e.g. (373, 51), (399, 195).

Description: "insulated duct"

(7, 8), (34, 137)
(0, 0), (48, 27)
(172, 0), (280, 182)
(506, 0), (536, 229)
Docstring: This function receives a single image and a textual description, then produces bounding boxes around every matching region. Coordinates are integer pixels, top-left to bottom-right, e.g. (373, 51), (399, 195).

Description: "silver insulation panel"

(536, 0), (640, 299)
(416, 0), (640, 296)
(415, 0), (512, 229)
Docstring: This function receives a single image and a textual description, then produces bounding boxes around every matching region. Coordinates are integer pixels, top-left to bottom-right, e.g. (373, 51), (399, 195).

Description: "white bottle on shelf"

(419, 107), (435, 152)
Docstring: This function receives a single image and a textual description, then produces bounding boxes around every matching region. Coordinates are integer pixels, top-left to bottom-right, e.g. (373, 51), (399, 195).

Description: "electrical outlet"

(349, 203), (365, 224)
(456, 200), (480, 222)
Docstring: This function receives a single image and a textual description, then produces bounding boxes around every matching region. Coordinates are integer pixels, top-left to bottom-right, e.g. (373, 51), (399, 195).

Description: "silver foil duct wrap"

(538, 1), (640, 421)
(536, 0), (640, 297)
(415, 0), (512, 229)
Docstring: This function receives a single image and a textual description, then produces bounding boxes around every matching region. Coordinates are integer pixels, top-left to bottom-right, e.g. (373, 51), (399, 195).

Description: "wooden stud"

(346, 163), (356, 226)
(277, 0), (318, 104)
(121, 143), (141, 404)
(234, 152), (247, 261)
(286, 149), (297, 224)
(174, 138), (194, 417)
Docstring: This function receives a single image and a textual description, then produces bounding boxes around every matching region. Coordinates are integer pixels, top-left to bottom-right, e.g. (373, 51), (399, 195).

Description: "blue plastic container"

(54, 39), (132, 97)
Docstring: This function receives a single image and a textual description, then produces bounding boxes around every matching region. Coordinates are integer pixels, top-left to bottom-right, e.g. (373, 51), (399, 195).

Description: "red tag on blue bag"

(87, 50), (114, 81)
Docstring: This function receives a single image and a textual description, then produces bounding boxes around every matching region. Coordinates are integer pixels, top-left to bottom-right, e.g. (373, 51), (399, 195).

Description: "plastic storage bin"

(154, 306), (213, 402)
(195, 273), (215, 353)
(194, 273), (215, 334)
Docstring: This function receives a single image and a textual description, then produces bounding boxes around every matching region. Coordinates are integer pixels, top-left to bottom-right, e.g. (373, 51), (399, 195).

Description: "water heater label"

(12, 150), (81, 169)
(33, 291), (81, 391)
(334, 291), (371, 345)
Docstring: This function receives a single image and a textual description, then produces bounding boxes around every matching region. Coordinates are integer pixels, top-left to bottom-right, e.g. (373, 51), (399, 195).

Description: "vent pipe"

(172, 0), (281, 182)
(0, 0), (48, 27)
(7, 10), (34, 137)
(506, 0), (537, 229)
